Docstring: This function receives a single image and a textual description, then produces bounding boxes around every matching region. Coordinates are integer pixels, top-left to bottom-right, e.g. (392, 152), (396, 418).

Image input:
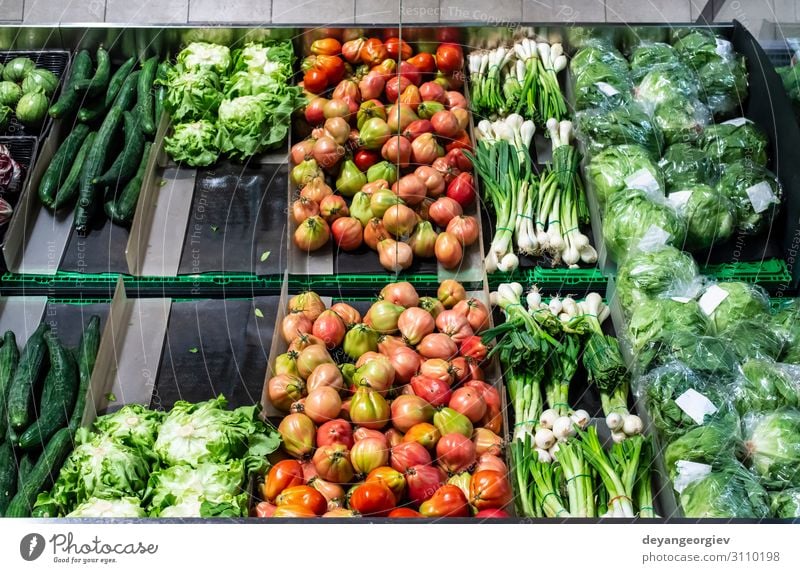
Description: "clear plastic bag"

(651, 97), (712, 145)
(698, 281), (770, 333)
(716, 160), (781, 236)
(571, 44), (633, 110)
(699, 121), (768, 167)
(664, 418), (743, 480)
(720, 321), (785, 362)
(629, 42), (680, 82)
(659, 142), (714, 191)
(627, 298), (710, 355)
(621, 28), (669, 56)
(575, 103), (665, 159)
(770, 488), (800, 518)
(699, 56), (749, 118)
(636, 62), (701, 109)
(615, 245), (701, 311)
(586, 144), (664, 206)
(679, 461), (771, 518)
(603, 187), (686, 262)
(667, 184), (736, 251)
(743, 408), (800, 489)
(734, 358), (800, 416)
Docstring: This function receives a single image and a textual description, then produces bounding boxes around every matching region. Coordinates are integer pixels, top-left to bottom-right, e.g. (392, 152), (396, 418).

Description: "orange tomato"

(261, 460), (305, 502)
(469, 470), (512, 511)
(385, 37), (413, 60)
(272, 504), (318, 518)
(276, 485), (328, 516)
(366, 466), (407, 500)
(349, 482), (396, 517)
(311, 38), (342, 56)
(360, 38), (388, 66)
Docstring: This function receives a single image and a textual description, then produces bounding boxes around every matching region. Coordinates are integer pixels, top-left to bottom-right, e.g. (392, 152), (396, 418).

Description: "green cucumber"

(17, 452), (36, 487)
(4, 428), (74, 517)
(74, 106), (123, 234)
(6, 323), (49, 432)
(105, 141), (152, 225)
(18, 334), (79, 450)
(154, 61), (169, 131)
(0, 441), (17, 516)
(68, 315), (101, 432)
(76, 56), (137, 123)
(72, 46), (111, 98)
(52, 131), (96, 210)
(37, 124), (91, 209)
(49, 50), (92, 119)
(94, 110), (145, 191)
(113, 70), (140, 112)
(137, 57), (159, 136)
(0, 330), (19, 443)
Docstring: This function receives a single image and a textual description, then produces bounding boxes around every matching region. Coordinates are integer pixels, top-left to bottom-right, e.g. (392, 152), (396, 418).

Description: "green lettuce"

(164, 120), (220, 167)
(703, 281), (769, 333)
(719, 321), (784, 362)
(576, 104), (664, 158)
(699, 57), (748, 117)
(67, 497), (145, 518)
(586, 144), (663, 205)
(158, 495), (248, 518)
(664, 419), (742, 478)
(716, 160), (781, 235)
(770, 489), (800, 518)
(176, 42), (231, 74)
(92, 403), (163, 452)
(215, 93), (295, 159)
(735, 358), (799, 415)
(744, 409), (800, 488)
(627, 298), (710, 354)
(700, 122), (768, 167)
(659, 143), (713, 191)
(669, 184), (735, 251)
(163, 67), (224, 122)
(615, 245), (699, 311)
(145, 460), (246, 515)
(679, 462), (771, 518)
(629, 42), (680, 81)
(651, 97), (711, 145)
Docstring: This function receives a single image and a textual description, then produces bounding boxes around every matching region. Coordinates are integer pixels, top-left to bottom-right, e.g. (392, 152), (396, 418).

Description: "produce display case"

(0, 135), (38, 274)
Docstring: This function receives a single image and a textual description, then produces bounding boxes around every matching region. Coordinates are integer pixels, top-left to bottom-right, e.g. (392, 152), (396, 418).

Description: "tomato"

(469, 470), (512, 510)
(417, 333), (458, 360)
(407, 52), (436, 74)
(388, 507), (423, 518)
(448, 356), (470, 385)
(360, 38), (387, 66)
(391, 441), (432, 473)
(342, 38), (365, 63)
(446, 148), (472, 172)
(253, 501), (276, 518)
(445, 130), (472, 153)
(312, 444), (355, 484)
(436, 43), (464, 74)
(323, 508), (359, 517)
(272, 504), (317, 518)
(261, 460), (305, 502)
(474, 508), (510, 519)
(349, 482), (396, 517)
(459, 335), (488, 361)
(453, 297), (490, 333)
(303, 68), (328, 94)
(436, 433), (476, 473)
(446, 172), (475, 207)
(385, 37), (412, 60)
(410, 375), (452, 407)
(405, 464), (447, 505)
(311, 38), (342, 56)
(403, 422), (441, 450)
(354, 149), (380, 172)
(276, 485), (328, 516)
(331, 217), (364, 252)
(438, 279), (466, 309)
(316, 55), (345, 84)
(367, 466), (407, 500)
(391, 394), (434, 433)
(435, 310), (473, 344)
(419, 484), (470, 517)
(448, 386), (486, 424)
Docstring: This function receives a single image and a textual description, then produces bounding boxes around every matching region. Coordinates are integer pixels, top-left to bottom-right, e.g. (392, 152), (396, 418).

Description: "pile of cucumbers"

(38, 46), (164, 234)
(0, 316), (100, 517)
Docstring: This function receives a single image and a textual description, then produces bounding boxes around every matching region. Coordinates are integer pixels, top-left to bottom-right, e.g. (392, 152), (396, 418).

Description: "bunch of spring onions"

(538, 119), (598, 267)
(485, 283), (655, 518)
(469, 39), (568, 126)
(470, 115), (536, 273)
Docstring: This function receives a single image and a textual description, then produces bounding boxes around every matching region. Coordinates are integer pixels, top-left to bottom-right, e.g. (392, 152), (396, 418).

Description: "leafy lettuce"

(145, 460), (247, 516)
(67, 497), (145, 518)
(164, 120), (220, 167)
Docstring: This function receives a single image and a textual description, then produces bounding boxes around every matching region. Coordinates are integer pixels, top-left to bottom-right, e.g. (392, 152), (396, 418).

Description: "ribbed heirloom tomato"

(276, 485), (328, 516)
(261, 459), (304, 502)
(349, 482), (396, 517)
(469, 470), (512, 510)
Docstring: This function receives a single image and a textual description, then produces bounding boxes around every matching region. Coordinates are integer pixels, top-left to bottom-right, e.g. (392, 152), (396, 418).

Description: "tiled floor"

(0, 0), (798, 39)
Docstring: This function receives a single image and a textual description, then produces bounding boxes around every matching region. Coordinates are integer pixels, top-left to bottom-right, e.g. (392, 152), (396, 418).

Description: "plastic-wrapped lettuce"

(659, 143), (713, 191)
(603, 188), (686, 261)
(698, 56), (748, 117)
(615, 245), (700, 311)
(699, 281), (770, 333)
(622, 29), (670, 56)
(679, 462), (771, 518)
(629, 42), (681, 82)
(699, 121), (768, 166)
(657, 332), (742, 378)
(668, 184), (736, 250)
(664, 419), (742, 479)
(638, 361), (734, 441)
(744, 408), (800, 488)
(716, 160), (781, 235)
(566, 28), (619, 50)
(67, 497), (145, 518)
(636, 63), (700, 108)
(734, 358), (800, 415)
(673, 29), (732, 69)
(571, 44), (633, 110)
(146, 460), (247, 517)
(575, 104), (664, 158)
(627, 298), (710, 353)
(719, 321), (784, 362)
(586, 144), (664, 205)
(92, 403), (164, 452)
(770, 489), (800, 518)
(770, 300), (800, 364)
(651, 98), (711, 145)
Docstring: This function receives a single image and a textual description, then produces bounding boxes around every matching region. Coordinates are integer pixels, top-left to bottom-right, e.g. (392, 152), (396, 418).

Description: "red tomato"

(388, 507), (423, 518)
(276, 485), (328, 516)
(311, 38), (342, 56)
(407, 52), (436, 75)
(469, 470), (512, 510)
(445, 130), (472, 152)
(253, 501), (276, 518)
(360, 38), (387, 66)
(445, 148), (473, 172)
(436, 43), (464, 74)
(366, 466), (407, 500)
(474, 508), (510, 518)
(303, 69), (328, 94)
(261, 459), (305, 502)
(316, 55), (345, 84)
(459, 335), (488, 361)
(272, 504), (317, 518)
(354, 149), (380, 171)
(419, 484), (470, 517)
(446, 172), (475, 207)
(385, 37), (413, 60)
(349, 482), (396, 517)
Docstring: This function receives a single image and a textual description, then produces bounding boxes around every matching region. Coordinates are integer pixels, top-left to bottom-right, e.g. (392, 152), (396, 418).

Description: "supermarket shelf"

(701, 258), (793, 290)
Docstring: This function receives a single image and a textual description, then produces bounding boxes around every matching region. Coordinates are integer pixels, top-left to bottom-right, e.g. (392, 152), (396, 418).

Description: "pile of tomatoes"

(257, 281), (513, 518)
(290, 31), (478, 273)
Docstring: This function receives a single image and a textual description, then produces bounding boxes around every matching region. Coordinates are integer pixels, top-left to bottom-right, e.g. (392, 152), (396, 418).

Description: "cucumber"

(0, 441), (17, 516)
(6, 323), (49, 432)
(72, 46), (111, 98)
(0, 330), (19, 443)
(94, 110), (145, 191)
(49, 50), (92, 119)
(37, 124), (91, 209)
(68, 316), (100, 432)
(137, 57), (159, 136)
(74, 106), (123, 234)
(105, 141), (152, 225)
(105, 57), (137, 108)
(113, 70), (140, 112)
(17, 452), (36, 487)
(154, 61), (169, 131)
(4, 428), (73, 517)
(18, 334), (79, 450)
(52, 131), (96, 210)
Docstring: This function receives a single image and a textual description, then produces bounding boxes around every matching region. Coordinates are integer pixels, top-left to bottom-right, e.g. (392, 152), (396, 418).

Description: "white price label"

(698, 284), (730, 316)
(722, 117), (752, 127)
(674, 461), (713, 494)
(637, 224), (671, 251)
(668, 190), (693, 211)
(670, 296), (693, 303)
(676, 388), (719, 425)
(745, 181), (778, 214)
(596, 81), (620, 97)
(715, 38), (733, 58)
(625, 168), (661, 195)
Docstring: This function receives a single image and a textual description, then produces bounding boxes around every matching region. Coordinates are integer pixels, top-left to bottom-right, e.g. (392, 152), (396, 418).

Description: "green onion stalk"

(553, 439), (595, 517)
(579, 426), (636, 517)
(468, 48), (514, 118)
(535, 42), (568, 124)
(512, 38), (541, 121)
(634, 437), (658, 518)
(530, 456), (570, 518)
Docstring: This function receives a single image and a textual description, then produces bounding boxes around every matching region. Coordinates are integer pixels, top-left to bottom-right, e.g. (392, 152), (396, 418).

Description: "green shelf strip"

(488, 267), (608, 290)
(701, 258), (792, 288)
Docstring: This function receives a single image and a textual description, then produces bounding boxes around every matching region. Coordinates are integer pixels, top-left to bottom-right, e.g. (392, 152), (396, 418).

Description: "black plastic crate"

(0, 135), (38, 273)
(0, 50), (71, 138)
